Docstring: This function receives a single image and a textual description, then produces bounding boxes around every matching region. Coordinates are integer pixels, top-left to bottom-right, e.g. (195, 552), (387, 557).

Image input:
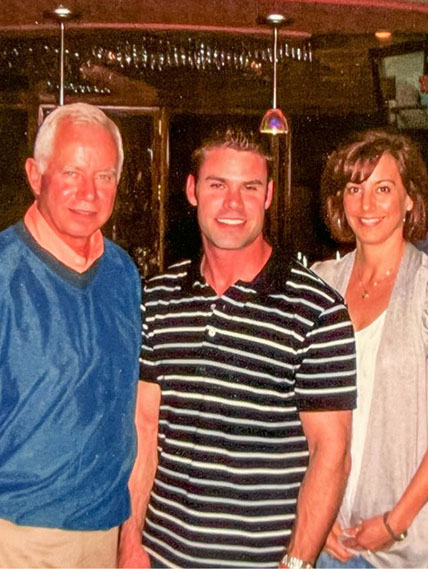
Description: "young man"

(120, 128), (356, 569)
(0, 103), (141, 567)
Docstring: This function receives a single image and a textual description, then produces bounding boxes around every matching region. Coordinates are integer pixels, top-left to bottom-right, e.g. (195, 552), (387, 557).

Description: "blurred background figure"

(312, 129), (428, 568)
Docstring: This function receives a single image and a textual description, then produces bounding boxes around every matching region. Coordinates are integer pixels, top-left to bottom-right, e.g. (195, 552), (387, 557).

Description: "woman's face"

(343, 152), (414, 247)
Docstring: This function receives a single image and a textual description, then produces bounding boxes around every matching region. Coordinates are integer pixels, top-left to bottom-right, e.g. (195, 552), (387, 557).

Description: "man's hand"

(342, 515), (394, 553)
(119, 525), (150, 568)
(277, 522), (354, 569)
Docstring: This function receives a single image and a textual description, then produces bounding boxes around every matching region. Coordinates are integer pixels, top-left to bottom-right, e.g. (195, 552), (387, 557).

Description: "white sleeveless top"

(339, 311), (386, 528)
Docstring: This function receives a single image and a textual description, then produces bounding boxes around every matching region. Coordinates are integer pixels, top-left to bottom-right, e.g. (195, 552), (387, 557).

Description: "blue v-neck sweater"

(0, 222), (141, 530)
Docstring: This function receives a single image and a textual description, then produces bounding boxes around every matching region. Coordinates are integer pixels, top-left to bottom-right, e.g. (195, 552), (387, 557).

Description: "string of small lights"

(0, 32), (312, 96)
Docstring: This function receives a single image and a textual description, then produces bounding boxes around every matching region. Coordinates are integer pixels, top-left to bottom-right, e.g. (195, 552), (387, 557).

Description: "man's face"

(186, 147), (273, 253)
(26, 119), (118, 252)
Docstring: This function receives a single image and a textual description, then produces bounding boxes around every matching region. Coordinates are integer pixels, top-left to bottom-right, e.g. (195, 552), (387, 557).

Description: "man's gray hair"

(34, 103), (124, 181)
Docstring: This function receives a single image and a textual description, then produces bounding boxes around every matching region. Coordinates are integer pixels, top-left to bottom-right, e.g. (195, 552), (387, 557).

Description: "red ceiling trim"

(277, 0), (428, 13)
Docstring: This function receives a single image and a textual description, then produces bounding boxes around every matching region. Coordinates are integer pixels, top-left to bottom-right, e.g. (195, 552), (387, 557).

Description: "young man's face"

(186, 147), (273, 254)
(26, 119), (118, 252)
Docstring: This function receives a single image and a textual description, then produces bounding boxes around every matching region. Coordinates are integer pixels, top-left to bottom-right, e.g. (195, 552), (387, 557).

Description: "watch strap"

(281, 553), (314, 569)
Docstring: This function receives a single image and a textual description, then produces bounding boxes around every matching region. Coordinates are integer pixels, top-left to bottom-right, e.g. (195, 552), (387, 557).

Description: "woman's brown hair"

(321, 129), (428, 243)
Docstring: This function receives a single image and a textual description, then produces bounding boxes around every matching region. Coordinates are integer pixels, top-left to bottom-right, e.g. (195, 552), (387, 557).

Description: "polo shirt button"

(210, 303), (216, 311)
(208, 326), (216, 338)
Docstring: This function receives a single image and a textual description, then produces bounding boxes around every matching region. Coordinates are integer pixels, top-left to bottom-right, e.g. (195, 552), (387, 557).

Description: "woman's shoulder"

(402, 243), (428, 281)
(311, 250), (354, 288)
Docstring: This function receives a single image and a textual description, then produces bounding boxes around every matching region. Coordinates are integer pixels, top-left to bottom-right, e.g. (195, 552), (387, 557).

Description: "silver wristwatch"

(281, 554), (314, 569)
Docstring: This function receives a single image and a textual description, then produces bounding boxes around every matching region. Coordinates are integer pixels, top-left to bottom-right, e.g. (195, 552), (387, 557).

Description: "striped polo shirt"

(140, 250), (357, 568)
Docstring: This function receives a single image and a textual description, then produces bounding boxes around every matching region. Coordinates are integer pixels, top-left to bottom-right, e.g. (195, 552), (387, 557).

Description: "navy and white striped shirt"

(140, 250), (357, 568)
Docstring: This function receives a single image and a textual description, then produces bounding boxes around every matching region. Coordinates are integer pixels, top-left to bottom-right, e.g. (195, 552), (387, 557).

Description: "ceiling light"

(260, 13), (290, 135)
(375, 30), (392, 41)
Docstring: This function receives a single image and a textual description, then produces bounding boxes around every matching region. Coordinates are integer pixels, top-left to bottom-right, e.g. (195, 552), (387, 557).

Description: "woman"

(312, 129), (428, 568)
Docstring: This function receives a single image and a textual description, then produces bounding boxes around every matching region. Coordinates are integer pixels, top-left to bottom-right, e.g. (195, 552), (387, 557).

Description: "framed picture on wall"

(370, 39), (428, 129)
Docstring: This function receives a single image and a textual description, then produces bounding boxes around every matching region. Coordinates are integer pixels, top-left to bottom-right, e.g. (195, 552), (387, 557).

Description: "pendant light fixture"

(49, 5), (75, 105)
(260, 13), (290, 135)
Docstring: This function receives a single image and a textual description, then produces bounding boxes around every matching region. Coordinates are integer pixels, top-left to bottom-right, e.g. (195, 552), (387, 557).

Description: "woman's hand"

(323, 521), (356, 563)
(342, 514), (394, 553)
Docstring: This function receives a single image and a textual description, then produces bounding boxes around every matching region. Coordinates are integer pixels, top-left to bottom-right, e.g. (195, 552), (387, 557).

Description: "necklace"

(356, 264), (395, 300)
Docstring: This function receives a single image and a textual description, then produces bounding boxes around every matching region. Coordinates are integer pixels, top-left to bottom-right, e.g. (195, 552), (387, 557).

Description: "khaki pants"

(0, 517), (119, 568)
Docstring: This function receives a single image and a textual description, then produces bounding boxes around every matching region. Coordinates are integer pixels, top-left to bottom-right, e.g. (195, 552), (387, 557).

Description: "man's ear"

(185, 174), (198, 206)
(264, 179), (274, 210)
(25, 158), (42, 198)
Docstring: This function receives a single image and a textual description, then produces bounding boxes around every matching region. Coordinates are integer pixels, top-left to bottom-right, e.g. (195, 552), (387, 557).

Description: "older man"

(120, 128), (357, 569)
(0, 103), (141, 568)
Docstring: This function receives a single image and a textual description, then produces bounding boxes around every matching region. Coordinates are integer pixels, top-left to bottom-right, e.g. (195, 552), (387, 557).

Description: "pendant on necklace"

(361, 289), (369, 299)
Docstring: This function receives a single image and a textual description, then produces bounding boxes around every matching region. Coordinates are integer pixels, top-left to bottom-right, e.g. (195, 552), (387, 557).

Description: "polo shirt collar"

(181, 247), (292, 295)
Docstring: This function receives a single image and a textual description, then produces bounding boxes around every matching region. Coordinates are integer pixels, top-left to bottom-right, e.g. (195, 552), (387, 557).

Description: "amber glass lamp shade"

(260, 107), (289, 135)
